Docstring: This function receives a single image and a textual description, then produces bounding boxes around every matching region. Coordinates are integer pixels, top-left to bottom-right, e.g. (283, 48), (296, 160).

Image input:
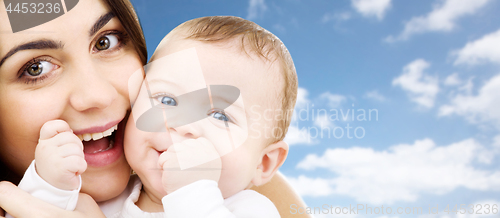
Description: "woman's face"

(0, 0), (142, 202)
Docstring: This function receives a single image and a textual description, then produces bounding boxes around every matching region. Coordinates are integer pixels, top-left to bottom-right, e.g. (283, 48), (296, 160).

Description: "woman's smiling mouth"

(77, 124), (118, 141)
(73, 120), (126, 167)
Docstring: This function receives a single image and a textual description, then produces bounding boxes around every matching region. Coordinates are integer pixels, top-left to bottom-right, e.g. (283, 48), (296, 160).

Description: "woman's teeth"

(77, 124), (118, 141)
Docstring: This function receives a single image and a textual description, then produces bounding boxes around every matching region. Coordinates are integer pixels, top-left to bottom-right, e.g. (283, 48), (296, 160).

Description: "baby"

(10, 16), (298, 218)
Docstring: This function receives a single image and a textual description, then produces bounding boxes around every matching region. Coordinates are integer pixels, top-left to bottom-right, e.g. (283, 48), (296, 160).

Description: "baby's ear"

(251, 141), (289, 186)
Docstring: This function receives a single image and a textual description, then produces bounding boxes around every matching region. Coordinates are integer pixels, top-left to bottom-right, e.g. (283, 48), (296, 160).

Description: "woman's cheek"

(107, 51), (144, 105)
(0, 90), (60, 175)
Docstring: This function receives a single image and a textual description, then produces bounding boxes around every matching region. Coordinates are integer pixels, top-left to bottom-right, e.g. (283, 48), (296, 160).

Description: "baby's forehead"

(147, 38), (284, 108)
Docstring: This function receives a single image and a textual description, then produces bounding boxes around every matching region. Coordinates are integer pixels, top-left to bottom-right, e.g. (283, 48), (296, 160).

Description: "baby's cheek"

(218, 151), (255, 198)
(124, 122), (146, 165)
(202, 118), (249, 156)
(198, 119), (230, 155)
(227, 122), (248, 150)
(130, 84), (156, 124)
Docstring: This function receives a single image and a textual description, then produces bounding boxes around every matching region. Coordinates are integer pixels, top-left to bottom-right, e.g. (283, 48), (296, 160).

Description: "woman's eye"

(95, 34), (119, 51)
(25, 61), (57, 77)
(210, 111), (229, 122)
(157, 96), (177, 106)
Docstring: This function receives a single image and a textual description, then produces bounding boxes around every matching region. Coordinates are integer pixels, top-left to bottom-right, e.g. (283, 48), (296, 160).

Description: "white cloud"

(291, 87), (311, 123)
(351, 0), (392, 20)
(285, 87), (348, 146)
(247, 0), (267, 20)
(386, 0), (491, 42)
(392, 59), (439, 108)
(453, 29), (500, 65)
(286, 175), (335, 197)
(293, 138), (500, 204)
(459, 77), (474, 94)
(286, 87), (317, 146)
(314, 114), (335, 128)
(443, 74), (475, 100)
(296, 87), (310, 108)
(439, 74), (500, 128)
(444, 73), (462, 86)
(320, 92), (346, 108)
(364, 90), (387, 102)
(494, 135), (500, 147)
(284, 124), (317, 146)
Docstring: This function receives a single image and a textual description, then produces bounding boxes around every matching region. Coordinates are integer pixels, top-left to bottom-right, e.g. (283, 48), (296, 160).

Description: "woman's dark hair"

(0, 0), (147, 183)
(0, 163), (16, 183)
(104, 0), (148, 65)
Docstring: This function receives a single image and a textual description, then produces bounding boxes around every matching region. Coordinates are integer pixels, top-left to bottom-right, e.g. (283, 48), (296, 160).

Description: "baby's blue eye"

(210, 111), (229, 122)
(157, 96), (177, 106)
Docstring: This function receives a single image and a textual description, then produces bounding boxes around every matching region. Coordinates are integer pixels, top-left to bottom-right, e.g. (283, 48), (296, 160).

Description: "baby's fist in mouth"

(158, 137), (221, 194)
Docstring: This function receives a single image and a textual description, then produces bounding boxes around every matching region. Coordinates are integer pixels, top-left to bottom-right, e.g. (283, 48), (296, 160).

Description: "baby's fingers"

(175, 138), (220, 170)
(63, 156), (87, 176)
(158, 147), (179, 170)
(58, 143), (86, 175)
(44, 132), (83, 148)
(36, 132), (83, 159)
(39, 120), (73, 140)
(58, 143), (85, 158)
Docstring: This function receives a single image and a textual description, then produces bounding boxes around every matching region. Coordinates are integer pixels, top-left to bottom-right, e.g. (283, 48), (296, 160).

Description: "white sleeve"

(16, 160), (81, 210)
(161, 180), (280, 218)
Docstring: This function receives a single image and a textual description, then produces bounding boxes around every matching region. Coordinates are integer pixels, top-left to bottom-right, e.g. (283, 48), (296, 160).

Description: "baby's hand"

(158, 137), (222, 194)
(35, 120), (87, 191)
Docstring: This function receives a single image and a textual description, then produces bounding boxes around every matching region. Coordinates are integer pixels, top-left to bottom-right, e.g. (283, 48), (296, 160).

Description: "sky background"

(130, 0), (500, 217)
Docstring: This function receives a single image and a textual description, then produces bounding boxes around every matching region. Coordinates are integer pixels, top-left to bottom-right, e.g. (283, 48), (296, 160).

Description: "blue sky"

(131, 0), (500, 217)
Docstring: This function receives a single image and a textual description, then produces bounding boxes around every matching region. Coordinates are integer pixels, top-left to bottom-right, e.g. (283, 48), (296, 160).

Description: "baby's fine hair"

(176, 16), (298, 143)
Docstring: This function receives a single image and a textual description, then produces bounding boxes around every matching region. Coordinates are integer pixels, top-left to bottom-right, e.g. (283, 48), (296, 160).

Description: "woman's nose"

(68, 60), (117, 112)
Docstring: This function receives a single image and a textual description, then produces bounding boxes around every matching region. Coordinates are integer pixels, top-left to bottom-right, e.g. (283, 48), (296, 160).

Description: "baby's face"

(124, 34), (282, 201)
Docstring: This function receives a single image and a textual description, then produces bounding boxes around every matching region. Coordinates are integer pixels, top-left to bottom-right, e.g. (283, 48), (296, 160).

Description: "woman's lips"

(83, 120), (125, 167)
(83, 136), (113, 154)
(77, 124), (118, 141)
(74, 120), (121, 136)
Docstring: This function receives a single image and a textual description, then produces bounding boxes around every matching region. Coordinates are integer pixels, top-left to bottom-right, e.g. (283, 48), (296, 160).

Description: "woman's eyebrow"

(0, 12), (116, 68)
(0, 39), (64, 68)
(89, 12), (115, 37)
